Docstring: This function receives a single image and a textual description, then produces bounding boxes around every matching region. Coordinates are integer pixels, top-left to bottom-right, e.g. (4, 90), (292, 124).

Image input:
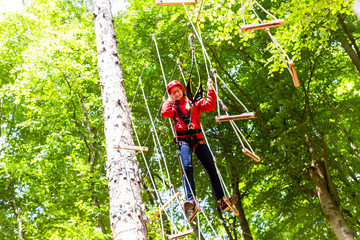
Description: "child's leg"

(179, 142), (196, 200)
(195, 144), (225, 200)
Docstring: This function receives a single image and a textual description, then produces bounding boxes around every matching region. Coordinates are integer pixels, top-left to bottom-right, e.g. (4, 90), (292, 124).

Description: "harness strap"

(176, 128), (202, 136)
(173, 104), (191, 126)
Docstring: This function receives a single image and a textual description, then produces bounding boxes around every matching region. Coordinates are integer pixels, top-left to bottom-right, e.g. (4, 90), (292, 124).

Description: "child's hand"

(167, 97), (174, 103)
(207, 78), (213, 90)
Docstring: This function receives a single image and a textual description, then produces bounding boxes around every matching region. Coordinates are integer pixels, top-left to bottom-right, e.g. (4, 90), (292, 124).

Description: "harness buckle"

(188, 123), (195, 130)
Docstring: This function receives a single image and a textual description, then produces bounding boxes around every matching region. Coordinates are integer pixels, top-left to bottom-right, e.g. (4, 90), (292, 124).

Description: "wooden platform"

(243, 148), (261, 162)
(168, 230), (194, 240)
(223, 198), (239, 216)
(155, 0), (198, 6)
(187, 205), (201, 223)
(241, 19), (284, 32)
(289, 60), (300, 87)
(113, 145), (148, 151)
(149, 192), (180, 222)
(215, 112), (254, 122)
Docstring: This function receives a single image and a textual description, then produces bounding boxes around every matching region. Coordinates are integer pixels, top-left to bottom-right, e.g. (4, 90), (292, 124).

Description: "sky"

(0, 0), (23, 12)
(0, 0), (128, 14)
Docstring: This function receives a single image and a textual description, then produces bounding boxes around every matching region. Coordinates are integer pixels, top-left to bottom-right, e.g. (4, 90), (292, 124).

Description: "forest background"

(1, 0), (359, 239)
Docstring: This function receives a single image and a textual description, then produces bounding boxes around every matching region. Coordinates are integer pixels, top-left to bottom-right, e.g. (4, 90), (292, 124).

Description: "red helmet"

(167, 80), (185, 94)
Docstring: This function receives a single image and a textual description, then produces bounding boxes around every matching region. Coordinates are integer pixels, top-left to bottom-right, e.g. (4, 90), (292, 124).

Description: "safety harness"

(173, 104), (206, 152)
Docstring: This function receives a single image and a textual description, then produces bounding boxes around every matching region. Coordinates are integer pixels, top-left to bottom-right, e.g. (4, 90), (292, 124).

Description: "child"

(161, 79), (238, 211)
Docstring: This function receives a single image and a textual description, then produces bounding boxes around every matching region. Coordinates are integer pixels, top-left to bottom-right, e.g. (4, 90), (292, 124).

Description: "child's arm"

(161, 97), (175, 118)
(196, 79), (216, 113)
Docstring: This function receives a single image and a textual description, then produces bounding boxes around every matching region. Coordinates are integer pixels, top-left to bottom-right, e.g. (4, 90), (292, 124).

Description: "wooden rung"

(113, 145), (148, 151)
(223, 198), (239, 216)
(155, 0), (198, 6)
(215, 112), (254, 122)
(289, 60), (300, 87)
(187, 205), (201, 223)
(149, 192), (180, 222)
(241, 19), (284, 32)
(242, 148), (261, 162)
(168, 230), (194, 240)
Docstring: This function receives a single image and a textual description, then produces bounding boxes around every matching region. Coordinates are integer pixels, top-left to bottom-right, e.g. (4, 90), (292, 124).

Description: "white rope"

(159, 210), (165, 240)
(153, 34), (169, 87)
(198, 207), (221, 239)
(253, 0), (277, 20)
(132, 117), (186, 228)
(247, 0), (264, 24)
(232, 120), (255, 153)
(182, 3), (213, 69)
(266, 30), (293, 76)
(241, 0), (246, 25)
(214, 73), (221, 117)
(150, 132), (168, 191)
(215, 73), (250, 112)
(132, 118), (185, 236)
(139, 78), (175, 195)
(198, 30), (210, 78)
(176, 59), (187, 84)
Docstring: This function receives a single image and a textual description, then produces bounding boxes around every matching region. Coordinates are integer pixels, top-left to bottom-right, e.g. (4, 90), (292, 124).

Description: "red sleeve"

(195, 88), (216, 113)
(161, 100), (175, 118)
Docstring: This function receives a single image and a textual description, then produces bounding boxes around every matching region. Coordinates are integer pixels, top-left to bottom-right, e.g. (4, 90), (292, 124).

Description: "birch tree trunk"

(305, 134), (355, 240)
(93, 0), (147, 239)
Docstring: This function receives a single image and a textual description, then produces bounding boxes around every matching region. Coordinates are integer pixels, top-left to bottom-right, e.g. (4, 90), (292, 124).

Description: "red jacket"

(161, 89), (216, 141)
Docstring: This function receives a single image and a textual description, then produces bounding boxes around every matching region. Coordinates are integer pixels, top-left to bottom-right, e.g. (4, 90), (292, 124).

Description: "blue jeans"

(179, 141), (225, 201)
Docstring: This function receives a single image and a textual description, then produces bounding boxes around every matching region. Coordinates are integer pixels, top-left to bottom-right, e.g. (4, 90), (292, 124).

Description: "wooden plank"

(289, 60), (300, 87)
(113, 145), (148, 151)
(155, 0), (198, 6)
(243, 148), (261, 162)
(168, 230), (194, 240)
(149, 192), (180, 222)
(241, 19), (284, 32)
(215, 112), (254, 122)
(187, 205), (201, 223)
(223, 198), (239, 216)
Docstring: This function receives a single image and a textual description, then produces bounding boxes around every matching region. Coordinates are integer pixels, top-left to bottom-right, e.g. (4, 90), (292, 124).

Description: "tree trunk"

(227, 166), (253, 240)
(9, 182), (23, 240)
(343, 128), (360, 162)
(93, 0), (147, 239)
(305, 134), (355, 240)
(336, 14), (360, 74)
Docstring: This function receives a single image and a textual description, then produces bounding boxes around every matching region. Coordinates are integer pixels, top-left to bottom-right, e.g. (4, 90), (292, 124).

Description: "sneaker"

(219, 195), (238, 212)
(229, 195), (239, 205)
(219, 199), (229, 212)
(184, 198), (196, 210)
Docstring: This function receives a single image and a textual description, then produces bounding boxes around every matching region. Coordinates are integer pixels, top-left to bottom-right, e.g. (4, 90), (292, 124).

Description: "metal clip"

(188, 34), (195, 50)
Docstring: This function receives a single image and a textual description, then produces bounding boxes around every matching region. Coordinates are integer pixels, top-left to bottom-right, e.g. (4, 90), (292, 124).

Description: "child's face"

(170, 87), (183, 100)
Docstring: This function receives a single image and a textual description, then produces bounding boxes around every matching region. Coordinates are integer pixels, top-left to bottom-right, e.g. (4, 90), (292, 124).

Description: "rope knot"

(211, 68), (217, 75)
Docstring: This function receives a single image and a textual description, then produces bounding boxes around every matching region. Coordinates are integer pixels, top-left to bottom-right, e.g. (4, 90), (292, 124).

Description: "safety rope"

(132, 115), (189, 235)
(130, 4), (162, 107)
(252, 0), (277, 20)
(239, 0), (293, 79)
(265, 29), (293, 76)
(247, 0), (264, 24)
(131, 119), (174, 238)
